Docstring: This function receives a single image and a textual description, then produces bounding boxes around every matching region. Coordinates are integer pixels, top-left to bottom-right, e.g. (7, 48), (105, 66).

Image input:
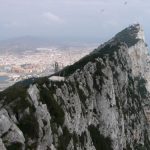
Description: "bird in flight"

(100, 9), (105, 13)
(124, 1), (128, 5)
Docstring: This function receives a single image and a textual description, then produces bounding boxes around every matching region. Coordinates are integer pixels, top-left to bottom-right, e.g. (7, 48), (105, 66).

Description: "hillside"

(0, 24), (150, 150)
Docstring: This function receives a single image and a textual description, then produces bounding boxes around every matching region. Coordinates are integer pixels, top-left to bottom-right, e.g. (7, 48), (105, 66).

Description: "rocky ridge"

(0, 24), (150, 150)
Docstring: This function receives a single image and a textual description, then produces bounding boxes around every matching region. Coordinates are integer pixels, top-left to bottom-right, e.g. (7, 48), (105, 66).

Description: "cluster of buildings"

(0, 46), (94, 83)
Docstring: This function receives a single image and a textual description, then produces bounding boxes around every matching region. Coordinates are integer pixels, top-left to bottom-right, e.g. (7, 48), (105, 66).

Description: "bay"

(0, 76), (9, 83)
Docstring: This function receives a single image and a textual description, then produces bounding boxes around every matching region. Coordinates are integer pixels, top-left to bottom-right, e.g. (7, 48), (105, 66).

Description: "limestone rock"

(0, 24), (150, 150)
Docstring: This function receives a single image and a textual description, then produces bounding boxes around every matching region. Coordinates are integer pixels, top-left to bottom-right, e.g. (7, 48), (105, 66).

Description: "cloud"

(42, 12), (64, 24)
(0, 0), (149, 43)
(4, 21), (20, 28)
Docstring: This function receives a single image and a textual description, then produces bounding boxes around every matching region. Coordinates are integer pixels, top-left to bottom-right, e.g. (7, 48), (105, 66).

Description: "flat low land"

(0, 72), (8, 76)
(0, 44), (96, 90)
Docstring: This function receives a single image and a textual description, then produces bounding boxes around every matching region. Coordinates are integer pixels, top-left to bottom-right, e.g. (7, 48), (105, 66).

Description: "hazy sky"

(0, 0), (150, 44)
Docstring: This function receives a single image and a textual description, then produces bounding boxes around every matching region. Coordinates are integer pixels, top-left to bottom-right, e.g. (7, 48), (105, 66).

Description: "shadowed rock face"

(0, 24), (150, 150)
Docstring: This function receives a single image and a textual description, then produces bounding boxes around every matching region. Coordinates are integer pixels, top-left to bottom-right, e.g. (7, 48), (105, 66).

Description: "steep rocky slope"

(0, 24), (150, 150)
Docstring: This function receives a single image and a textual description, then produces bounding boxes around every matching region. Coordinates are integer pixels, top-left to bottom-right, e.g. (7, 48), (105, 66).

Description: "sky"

(0, 0), (150, 44)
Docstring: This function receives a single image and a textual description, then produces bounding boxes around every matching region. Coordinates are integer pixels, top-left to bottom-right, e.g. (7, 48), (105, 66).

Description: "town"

(0, 45), (95, 90)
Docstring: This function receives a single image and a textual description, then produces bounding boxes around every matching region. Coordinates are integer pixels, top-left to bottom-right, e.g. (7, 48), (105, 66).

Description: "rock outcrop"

(0, 24), (150, 150)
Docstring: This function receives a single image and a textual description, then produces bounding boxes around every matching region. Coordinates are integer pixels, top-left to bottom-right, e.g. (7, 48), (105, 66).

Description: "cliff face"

(0, 24), (150, 150)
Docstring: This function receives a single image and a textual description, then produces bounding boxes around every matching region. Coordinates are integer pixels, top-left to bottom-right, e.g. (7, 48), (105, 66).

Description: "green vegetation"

(7, 143), (23, 150)
(0, 82), (28, 104)
(57, 127), (87, 150)
(53, 42), (124, 77)
(115, 26), (139, 47)
(76, 83), (87, 107)
(126, 144), (132, 150)
(143, 131), (150, 150)
(88, 125), (113, 150)
(18, 113), (39, 139)
(39, 86), (65, 126)
(135, 77), (147, 99)
(26, 144), (37, 150)
(79, 131), (86, 147)
(57, 127), (72, 150)
(93, 64), (107, 93)
(0, 80), (32, 115)
(135, 144), (146, 150)
(0, 76), (52, 116)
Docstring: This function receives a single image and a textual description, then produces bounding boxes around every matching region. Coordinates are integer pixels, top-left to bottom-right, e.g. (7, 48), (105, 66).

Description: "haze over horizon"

(0, 0), (150, 45)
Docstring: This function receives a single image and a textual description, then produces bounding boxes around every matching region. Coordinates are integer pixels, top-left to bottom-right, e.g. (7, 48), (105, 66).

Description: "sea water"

(0, 76), (9, 83)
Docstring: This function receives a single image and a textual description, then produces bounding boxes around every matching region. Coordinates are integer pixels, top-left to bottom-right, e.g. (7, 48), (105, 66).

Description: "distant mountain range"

(0, 36), (99, 54)
(0, 36), (56, 53)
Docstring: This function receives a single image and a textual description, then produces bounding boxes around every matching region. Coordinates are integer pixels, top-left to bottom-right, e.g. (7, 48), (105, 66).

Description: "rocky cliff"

(0, 24), (150, 150)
